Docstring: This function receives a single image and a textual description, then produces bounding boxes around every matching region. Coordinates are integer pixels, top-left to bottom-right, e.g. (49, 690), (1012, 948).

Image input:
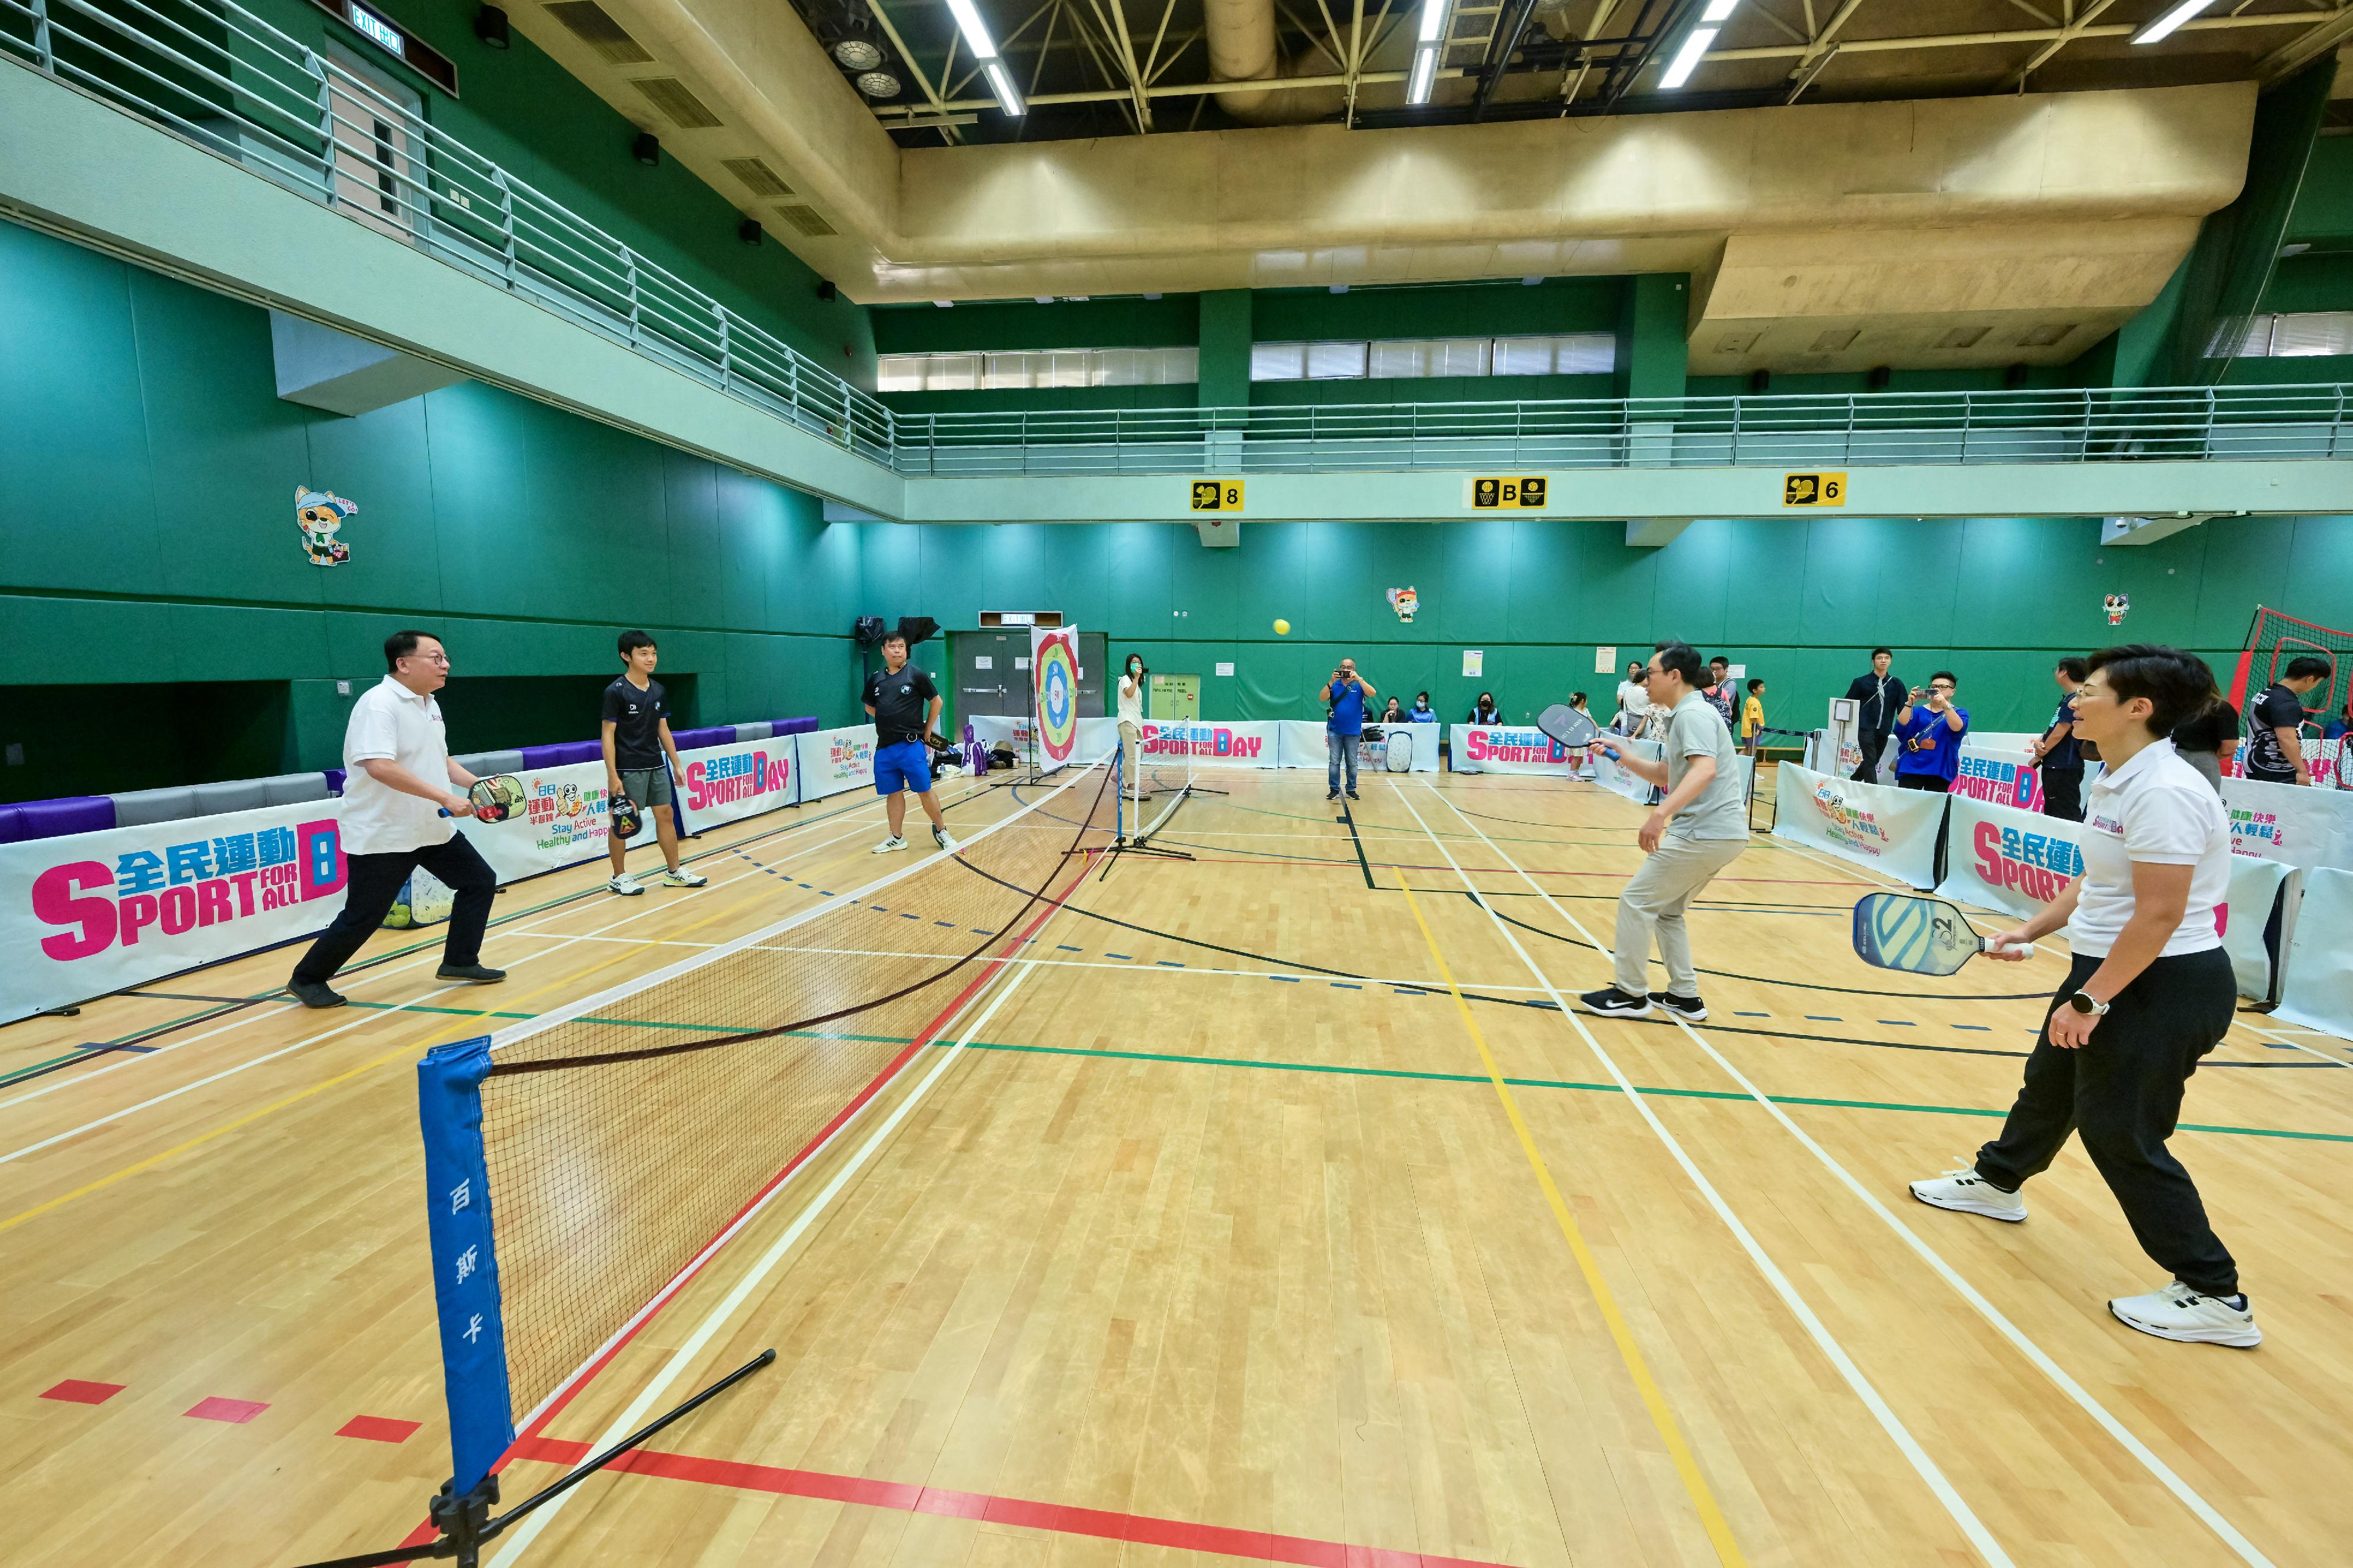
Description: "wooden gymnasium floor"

(5, 762), (2351, 1568)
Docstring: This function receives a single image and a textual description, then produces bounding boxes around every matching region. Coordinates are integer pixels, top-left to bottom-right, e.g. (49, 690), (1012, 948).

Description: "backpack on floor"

(1385, 729), (1413, 772)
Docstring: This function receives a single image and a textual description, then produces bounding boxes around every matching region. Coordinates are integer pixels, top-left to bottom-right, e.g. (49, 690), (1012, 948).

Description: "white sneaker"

(872, 835), (908, 853)
(932, 826), (958, 850)
(660, 867), (708, 888)
(1908, 1166), (2027, 1223)
(606, 875), (644, 897)
(2109, 1279), (2261, 1347)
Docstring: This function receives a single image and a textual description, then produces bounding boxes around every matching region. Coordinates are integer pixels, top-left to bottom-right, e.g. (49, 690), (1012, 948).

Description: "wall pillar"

(1616, 273), (1689, 402)
(1198, 290), (1254, 408)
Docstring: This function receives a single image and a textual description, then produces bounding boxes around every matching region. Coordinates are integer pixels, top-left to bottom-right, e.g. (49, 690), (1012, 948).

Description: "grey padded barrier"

(259, 772), (332, 806)
(111, 786), (201, 828)
(455, 749), (528, 777)
(734, 722), (773, 741)
(190, 779), (269, 816)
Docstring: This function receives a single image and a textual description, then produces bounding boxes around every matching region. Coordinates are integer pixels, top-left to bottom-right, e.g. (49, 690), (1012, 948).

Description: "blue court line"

(1104, 952), (1134, 960)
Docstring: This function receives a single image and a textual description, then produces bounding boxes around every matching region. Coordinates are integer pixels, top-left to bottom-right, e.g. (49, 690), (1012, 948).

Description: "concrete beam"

(2100, 512), (2223, 546)
(1625, 518), (1694, 547)
(270, 311), (467, 415)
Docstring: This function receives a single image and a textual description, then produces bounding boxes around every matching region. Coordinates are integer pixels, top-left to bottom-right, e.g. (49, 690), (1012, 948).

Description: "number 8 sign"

(1189, 480), (1244, 512)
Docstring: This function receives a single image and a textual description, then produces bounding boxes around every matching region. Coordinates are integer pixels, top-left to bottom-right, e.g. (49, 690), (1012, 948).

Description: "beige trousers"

(1612, 835), (1749, 998)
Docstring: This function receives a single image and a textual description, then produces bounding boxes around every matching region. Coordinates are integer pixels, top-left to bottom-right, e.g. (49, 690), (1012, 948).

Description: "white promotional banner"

(674, 736), (800, 827)
(1953, 742), (2047, 814)
(1138, 719), (1284, 769)
(1, 801), (349, 1023)
(969, 716), (1122, 765)
(1449, 724), (1583, 775)
(1771, 763), (1947, 888)
(797, 723), (879, 802)
(1278, 720), (1439, 773)
(1935, 794), (2086, 922)
(452, 760), (656, 883)
(2220, 856), (2295, 1003)
(2276, 866), (2353, 1042)
(2219, 775), (2353, 873)
(1594, 736), (1665, 804)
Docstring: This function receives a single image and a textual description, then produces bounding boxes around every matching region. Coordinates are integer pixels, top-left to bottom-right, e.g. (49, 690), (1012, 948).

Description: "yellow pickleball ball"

(1273, 618), (1291, 635)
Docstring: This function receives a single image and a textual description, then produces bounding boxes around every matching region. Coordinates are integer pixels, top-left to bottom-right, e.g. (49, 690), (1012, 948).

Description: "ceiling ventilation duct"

(1203, 0), (1343, 124)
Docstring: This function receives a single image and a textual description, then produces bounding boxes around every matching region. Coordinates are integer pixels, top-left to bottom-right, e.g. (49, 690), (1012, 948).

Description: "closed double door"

(949, 632), (1105, 722)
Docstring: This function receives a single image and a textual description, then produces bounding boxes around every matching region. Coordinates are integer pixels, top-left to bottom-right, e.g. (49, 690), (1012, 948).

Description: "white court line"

(486, 927), (1055, 1566)
(1422, 783), (2278, 1568)
(0, 782), (996, 1119)
(1385, 781), (2013, 1568)
(0, 785), (1006, 1158)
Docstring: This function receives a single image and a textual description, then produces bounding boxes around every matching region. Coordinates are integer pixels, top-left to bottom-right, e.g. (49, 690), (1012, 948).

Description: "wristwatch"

(2065, 992), (2111, 1017)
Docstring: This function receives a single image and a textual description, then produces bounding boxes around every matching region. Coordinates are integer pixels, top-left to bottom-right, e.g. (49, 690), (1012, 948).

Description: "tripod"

(294, 1351), (774, 1568)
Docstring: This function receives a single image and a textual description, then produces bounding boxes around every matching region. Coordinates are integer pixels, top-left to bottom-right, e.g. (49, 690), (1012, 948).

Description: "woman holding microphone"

(1908, 645), (2256, 1347)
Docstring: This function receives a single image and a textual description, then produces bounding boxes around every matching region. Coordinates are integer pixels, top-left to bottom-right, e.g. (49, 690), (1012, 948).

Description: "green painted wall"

(0, 217), (861, 803)
(235, 0), (873, 382)
(859, 515), (2353, 737)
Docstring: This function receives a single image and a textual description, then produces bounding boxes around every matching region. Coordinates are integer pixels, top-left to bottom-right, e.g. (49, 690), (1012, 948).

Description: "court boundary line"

(1421, 783), (2279, 1568)
(1387, 782), (2014, 1568)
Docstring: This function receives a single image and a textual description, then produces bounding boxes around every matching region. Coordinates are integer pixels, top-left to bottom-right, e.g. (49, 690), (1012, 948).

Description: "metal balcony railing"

(1, 0), (895, 462)
(5, 3), (2351, 490)
(887, 385), (2353, 477)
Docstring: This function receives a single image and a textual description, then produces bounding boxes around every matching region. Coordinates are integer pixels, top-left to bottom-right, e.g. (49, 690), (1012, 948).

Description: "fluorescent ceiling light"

(1701, 0), (1739, 18)
(984, 59), (1025, 115)
(1658, 25), (1717, 88)
(1407, 43), (1438, 104)
(1417, 0), (1448, 44)
(2131, 0), (2215, 44)
(942, 0), (999, 58)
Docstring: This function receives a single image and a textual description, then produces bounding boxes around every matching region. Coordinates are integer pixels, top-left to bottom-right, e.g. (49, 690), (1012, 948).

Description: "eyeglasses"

(1929, 682), (1955, 692)
(408, 652), (451, 665)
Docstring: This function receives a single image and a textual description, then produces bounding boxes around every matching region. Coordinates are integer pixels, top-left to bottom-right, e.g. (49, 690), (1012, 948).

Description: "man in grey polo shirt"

(1578, 640), (1750, 1022)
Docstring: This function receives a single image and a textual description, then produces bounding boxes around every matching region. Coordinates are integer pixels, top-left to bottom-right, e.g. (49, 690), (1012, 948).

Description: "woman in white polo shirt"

(1909, 645), (2254, 1347)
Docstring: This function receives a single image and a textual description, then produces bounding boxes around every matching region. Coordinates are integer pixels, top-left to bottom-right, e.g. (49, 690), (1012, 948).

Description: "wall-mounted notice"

(1215, 662), (1235, 677)
(1462, 650), (1484, 678)
(1594, 646), (1617, 675)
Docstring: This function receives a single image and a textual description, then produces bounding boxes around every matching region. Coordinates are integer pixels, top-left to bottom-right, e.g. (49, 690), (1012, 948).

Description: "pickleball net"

(414, 757), (1117, 1496)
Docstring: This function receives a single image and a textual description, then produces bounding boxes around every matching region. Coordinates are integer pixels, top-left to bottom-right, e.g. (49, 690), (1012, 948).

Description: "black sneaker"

(288, 978), (347, 1009)
(1326, 790), (1341, 802)
(1346, 790), (1361, 800)
(1655, 992), (1708, 1022)
(436, 963), (506, 985)
(1578, 986), (1652, 1019)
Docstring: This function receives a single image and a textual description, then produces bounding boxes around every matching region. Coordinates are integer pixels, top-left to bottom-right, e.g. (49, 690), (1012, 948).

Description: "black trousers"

(1895, 772), (1948, 792)
(1976, 948), (2240, 1297)
(1851, 732), (1892, 785)
(292, 834), (497, 985)
(2041, 768), (2084, 822)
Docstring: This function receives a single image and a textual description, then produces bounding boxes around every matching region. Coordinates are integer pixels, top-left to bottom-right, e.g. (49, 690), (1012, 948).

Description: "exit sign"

(306, 0), (461, 96)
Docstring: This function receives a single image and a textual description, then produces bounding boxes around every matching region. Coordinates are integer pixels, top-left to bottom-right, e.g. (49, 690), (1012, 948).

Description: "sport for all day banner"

(1449, 724), (1583, 776)
(2276, 866), (2353, 1042)
(2, 801), (348, 1023)
(1953, 742), (2047, 814)
(1030, 626), (1081, 766)
(1277, 720), (1438, 773)
(1141, 719), (1282, 769)
(2219, 774), (2353, 873)
(1771, 762), (1946, 889)
(797, 723), (879, 802)
(1593, 736), (1665, 804)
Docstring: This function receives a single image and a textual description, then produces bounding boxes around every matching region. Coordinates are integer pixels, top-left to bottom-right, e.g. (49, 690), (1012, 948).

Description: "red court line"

(509, 1435), (1518, 1568)
(185, 1396), (268, 1424)
(338, 1415), (422, 1443)
(41, 1379), (124, 1404)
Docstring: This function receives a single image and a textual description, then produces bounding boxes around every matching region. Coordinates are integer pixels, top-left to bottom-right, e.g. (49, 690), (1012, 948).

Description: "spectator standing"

(1845, 648), (1905, 785)
(1319, 658), (1377, 802)
(1893, 672), (1969, 793)
(287, 631), (504, 1008)
(1701, 657), (1735, 729)
(1576, 642), (1751, 1022)
(1741, 679), (1766, 755)
(601, 630), (709, 896)
(2171, 698), (2240, 793)
(2244, 656), (2331, 784)
(2028, 656), (2089, 822)
(1614, 662), (1649, 728)
(1909, 646), (2255, 1347)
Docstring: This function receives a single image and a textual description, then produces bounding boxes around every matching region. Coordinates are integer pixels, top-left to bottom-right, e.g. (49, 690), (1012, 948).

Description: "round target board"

(1034, 633), (1079, 762)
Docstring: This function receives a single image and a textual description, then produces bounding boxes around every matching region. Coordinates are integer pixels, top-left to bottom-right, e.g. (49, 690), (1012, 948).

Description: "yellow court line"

(1, 891), (764, 1235)
(1394, 868), (1749, 1568)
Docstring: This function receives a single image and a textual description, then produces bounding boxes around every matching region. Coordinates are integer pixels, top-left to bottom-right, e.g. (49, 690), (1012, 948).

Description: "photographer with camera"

(1892, 671), (1969, 793)
(1318, 658), (1378, 802)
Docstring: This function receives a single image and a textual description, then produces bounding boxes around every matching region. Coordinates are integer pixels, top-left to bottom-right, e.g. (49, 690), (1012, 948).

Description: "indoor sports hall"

(5, 6), (2353, 1567)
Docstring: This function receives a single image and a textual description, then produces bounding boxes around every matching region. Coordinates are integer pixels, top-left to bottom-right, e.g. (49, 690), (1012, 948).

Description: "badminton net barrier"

(415, 758), (1118, 1494)
(2230, 606), (2349, 786)
(1119, 720), (1198, 843)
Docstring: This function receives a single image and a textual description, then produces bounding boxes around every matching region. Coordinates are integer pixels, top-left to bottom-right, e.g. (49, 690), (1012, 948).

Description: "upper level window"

(1251, 332), (1615, 381)
(877, 346), (1198, 391)
(2219, 312), (2353, 358)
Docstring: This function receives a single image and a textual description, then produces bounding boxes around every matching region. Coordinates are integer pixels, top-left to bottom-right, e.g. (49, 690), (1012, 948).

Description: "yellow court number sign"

(1469, 476), (1548, 509)
(1783, 471), (1847, 507)
(1191, 480), (1244, 511)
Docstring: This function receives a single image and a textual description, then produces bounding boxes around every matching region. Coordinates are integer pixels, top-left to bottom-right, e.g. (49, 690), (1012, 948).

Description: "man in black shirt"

(2244, 656), (2331, 785)
(862, 630), (956, 853)
(2028, 656), (2089, 821)
(602, 630), (708, 895)
(1844, 648), (1904, 785)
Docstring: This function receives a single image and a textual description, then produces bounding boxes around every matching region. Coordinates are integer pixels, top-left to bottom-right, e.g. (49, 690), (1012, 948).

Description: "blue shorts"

(873, 740), (934, 796)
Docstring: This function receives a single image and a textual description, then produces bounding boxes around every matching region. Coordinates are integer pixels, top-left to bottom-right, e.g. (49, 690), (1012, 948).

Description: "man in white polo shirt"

(288, 630), (505, 1009)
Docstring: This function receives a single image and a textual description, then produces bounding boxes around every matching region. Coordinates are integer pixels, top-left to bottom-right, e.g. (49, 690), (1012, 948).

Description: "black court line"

(1337, 798), (1377, 889)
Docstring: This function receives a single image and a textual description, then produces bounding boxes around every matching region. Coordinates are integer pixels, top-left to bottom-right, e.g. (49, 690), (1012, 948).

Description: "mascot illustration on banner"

(1387, 586), (1418, 624)
(295, 486), (358, 566)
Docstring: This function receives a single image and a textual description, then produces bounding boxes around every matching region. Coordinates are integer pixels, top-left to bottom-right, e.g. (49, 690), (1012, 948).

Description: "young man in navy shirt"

(2028, 656), (2088, 822)
(863, 631), (958, 853)
(1892, 671), (1968, 792)
(1319, 658), (1377, 802)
